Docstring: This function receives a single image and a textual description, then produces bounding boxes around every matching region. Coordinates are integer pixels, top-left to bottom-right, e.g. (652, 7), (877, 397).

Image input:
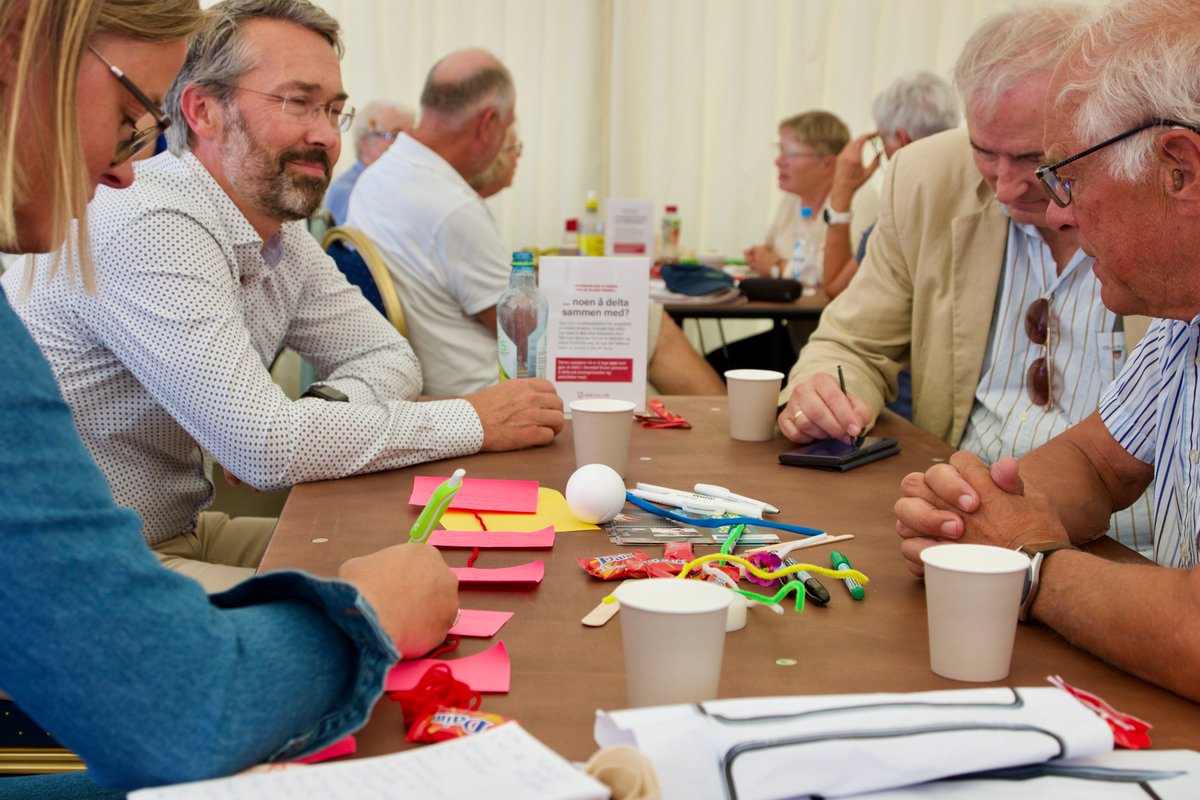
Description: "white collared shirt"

(958, 214), (1154, 553)
(1101, 317), (1200, 568)
(2, 150), (483, 545)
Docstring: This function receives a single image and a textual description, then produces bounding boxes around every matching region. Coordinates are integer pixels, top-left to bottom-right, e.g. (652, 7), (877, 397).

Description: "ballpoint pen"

(838, 365), (865, 448)
(783, 557), (830, 606)
(409, 468), (465, 543)
(830, 550), (865, 600)
(633, 483), (764, 518)
(693, 483), (780, 514)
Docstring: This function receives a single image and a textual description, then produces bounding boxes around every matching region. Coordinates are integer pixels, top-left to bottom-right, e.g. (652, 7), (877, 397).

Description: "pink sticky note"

(428, 526), (555, 549)
(409, 476), (539, 513)
(449, 608), (514, 638)
(294, 735), (356, 764)
(451, 560), (544, 585)
(386, 641), (510, 693)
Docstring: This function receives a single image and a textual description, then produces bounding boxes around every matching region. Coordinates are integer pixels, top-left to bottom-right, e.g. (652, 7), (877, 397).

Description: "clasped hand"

(894, 452), (1071, 576)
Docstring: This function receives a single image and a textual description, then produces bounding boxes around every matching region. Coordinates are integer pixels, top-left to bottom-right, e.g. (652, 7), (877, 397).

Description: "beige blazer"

(782, 128), (1150, 447)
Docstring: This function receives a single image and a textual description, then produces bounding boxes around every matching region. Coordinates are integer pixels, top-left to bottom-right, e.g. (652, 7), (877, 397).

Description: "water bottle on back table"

(791, 206), (821, 294)
(497, 251), (548, 380)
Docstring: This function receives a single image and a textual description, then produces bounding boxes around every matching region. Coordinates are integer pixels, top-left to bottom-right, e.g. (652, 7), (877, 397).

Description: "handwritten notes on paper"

(128, 723), (608, 799)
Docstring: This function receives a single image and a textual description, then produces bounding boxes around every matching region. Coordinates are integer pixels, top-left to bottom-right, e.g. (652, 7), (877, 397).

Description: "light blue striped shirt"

(959, 216), (1155, 553)
(1100, 318), (1200, 568)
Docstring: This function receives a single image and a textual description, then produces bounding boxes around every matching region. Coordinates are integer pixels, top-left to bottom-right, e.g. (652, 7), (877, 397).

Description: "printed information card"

(539, 255), (649, 412)
(604, 198), (655, 257)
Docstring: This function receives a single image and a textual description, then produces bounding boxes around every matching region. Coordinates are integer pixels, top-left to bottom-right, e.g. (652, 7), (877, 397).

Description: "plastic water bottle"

(792, 206), (821, 294)
(661, 204), (681, 262)
(497, 251), (548, 381)
(580, 190), (605, 256)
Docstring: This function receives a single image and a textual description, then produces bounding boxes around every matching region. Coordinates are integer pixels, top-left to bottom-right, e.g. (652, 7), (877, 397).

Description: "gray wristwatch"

(1016, 542), (1078, 622)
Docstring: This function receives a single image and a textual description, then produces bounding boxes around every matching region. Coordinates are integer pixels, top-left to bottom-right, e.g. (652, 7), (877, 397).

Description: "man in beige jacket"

(777, 4), (1153, 552)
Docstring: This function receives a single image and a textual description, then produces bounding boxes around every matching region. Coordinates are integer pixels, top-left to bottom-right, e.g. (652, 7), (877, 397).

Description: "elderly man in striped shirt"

(895, 0), (1200, 703)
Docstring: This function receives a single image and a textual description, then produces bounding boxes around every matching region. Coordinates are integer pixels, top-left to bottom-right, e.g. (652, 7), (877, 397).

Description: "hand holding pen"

(777, 366), (872, 445)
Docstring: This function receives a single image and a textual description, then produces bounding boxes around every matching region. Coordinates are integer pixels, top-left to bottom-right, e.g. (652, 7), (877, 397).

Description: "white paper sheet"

(130, 723), (608, 800)
(595, 687), (1114, 799)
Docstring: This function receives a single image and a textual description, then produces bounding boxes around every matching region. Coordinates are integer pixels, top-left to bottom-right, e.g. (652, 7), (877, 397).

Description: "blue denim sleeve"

(0, 297), (398, 790)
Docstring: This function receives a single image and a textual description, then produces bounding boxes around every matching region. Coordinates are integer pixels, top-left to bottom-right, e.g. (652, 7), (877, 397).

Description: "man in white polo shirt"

(351, 48), (724, 399)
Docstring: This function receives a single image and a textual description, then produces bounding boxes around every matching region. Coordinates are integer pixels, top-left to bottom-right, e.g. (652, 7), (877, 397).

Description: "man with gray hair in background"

(4, 2), (562, 591)
(822, 71), (960, 298)
(777, 3), (1156, 554)
(323, 99), (415, 224)
(895, 0), (1200, 702)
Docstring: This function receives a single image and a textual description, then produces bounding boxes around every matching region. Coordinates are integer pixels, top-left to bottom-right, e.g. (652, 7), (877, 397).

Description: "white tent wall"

(204, 0), (1108, 257)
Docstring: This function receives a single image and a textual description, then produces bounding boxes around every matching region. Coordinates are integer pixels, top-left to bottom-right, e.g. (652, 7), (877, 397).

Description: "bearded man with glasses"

(896, 0), (1200, 704)
(778, 3), (1156, 555)
(3, 0), (563, 592)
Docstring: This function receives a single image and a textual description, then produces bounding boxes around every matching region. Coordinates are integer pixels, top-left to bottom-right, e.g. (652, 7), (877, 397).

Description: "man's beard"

(221, 105), (331, 222)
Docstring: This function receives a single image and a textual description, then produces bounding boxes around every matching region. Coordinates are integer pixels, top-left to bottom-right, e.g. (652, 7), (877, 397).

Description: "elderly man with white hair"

(778, 3), (1155, 555)
(895, 0), (1200, 703)
(822, 71), (960, 298)
(323, 99), (415, 224)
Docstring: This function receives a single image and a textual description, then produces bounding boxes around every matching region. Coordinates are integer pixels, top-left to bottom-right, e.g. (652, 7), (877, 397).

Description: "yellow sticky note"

(441, 486), (599, 532)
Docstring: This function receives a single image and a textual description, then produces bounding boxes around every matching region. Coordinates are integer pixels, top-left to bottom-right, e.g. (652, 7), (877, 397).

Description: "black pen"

(784, 557), (830, 606)
(837, 365), (865, 448)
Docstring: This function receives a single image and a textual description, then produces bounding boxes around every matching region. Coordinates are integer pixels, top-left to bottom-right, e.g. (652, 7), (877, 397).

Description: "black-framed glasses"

(1036, 117), (1200, 208)
(89, 46), (171, 166)
(219, 84), (356, 133)
(1025, 296), (1052, 406)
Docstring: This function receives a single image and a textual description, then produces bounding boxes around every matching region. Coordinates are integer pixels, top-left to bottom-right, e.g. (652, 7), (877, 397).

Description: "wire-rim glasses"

(1036, 118), (1200, 208)
(218, 84), (356, 133)
(88, 46), (171, 166)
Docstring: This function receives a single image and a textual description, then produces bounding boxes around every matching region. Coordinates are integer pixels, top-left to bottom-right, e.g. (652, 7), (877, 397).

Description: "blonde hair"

(0, 0), (203, 288)
(779, 110), (850, 157)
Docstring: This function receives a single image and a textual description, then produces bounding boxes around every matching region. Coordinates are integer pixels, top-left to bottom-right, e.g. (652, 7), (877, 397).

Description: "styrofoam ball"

(565, 464), (627, 524)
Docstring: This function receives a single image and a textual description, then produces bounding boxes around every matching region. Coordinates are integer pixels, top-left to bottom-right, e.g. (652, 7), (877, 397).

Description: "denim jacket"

(0, 293), (397, 793)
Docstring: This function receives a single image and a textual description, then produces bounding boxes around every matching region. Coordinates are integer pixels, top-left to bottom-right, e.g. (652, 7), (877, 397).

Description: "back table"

(259, 397), (1200, 761)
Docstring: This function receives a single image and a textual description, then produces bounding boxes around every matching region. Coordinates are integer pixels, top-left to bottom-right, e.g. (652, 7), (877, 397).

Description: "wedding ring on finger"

(792, 408), (805, 420)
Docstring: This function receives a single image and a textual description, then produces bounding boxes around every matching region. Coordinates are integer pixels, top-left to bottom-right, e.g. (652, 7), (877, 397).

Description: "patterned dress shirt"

(2, 151), (483, 545)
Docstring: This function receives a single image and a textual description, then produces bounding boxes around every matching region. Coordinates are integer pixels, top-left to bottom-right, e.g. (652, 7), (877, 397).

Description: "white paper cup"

(921, 544), (1031, 682)
(614, 578), (732, 707)
(570, 399), (637, 478)
(724, 369), (785, 441)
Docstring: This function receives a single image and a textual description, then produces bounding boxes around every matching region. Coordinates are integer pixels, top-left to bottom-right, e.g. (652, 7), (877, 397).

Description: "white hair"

(1055, 0), (1200, 182)
(954, 3), (1094, 114)
(352, 100), (415, 154)
(872, 71), (960, 141)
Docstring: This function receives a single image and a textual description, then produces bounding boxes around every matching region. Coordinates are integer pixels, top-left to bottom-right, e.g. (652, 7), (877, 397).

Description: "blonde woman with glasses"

(0, 2), (449, 796)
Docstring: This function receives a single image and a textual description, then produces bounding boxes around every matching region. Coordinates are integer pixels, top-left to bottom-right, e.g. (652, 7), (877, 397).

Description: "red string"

(387, 662), (480, 732)
(424, 635), (460, 660)
(466, 514), (487, 567)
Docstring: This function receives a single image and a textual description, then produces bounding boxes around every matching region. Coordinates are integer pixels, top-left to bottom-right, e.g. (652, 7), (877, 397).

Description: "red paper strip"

(409, 476), (539, 513)
(449, 608), (514, 638)
(451, 560), (544, 585)
(428, 526), (555, 549)
(386, 641), (511, 693)
(294, 735), (356, 764)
